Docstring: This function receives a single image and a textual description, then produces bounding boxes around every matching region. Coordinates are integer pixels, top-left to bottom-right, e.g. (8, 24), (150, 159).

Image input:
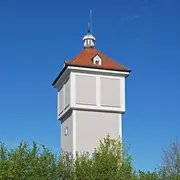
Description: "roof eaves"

(66, 63), (131, 73)
(52, 62), (131, 87)
(52, 64), (68, 86)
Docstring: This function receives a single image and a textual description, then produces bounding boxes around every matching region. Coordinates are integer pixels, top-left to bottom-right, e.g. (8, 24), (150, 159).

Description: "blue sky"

(0, 0), (179, 171)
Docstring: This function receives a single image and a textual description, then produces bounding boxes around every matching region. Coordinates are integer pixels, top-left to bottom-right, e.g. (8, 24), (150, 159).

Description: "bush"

(0, 136), (137, 180)
(1, 137), (180, 179)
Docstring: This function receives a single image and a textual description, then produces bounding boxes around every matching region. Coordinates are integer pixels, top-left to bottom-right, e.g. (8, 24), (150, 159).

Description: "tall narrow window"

(69, 152), (73, 159)
(65, 127), (68, 136)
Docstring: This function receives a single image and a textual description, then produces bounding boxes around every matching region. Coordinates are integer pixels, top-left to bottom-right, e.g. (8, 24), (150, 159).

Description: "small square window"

(93, 55), (102, 65)
(65, 127), (68, 136)
(95, 60), (99, 65)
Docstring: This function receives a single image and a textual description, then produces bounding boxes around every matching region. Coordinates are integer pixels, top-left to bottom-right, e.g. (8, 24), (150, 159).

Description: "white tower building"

(52, 29), (130, 156)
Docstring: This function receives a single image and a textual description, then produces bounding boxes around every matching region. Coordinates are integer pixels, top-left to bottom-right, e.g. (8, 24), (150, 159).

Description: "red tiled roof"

(52, 48), (130, 86)
(65, 48), (130, 72)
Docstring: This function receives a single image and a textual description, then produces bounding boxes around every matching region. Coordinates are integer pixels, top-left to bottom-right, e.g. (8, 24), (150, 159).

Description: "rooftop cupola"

(82, 23), (96, 48)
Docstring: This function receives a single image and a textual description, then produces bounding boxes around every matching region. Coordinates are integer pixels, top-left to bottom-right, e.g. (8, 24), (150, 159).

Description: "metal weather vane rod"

(90, 9), (92, 34)
(88, 22), (91, 34)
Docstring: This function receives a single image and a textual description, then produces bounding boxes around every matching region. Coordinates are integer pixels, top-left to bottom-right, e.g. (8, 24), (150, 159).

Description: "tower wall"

(73, 71), (125, 112)
(61, 111), (73, 153)
(75, 110), (122, 155)
(55, 66), (129, 156)
(76, 75), (96, 106)
(58, 68), (127, 155)
(57, 76), (70, 117)
(60, 109), (122, 155)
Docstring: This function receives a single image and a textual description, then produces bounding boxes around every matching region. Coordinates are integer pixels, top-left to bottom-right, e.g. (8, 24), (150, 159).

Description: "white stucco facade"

(54, 66), (129, 156)
(76, 110), (122, 155)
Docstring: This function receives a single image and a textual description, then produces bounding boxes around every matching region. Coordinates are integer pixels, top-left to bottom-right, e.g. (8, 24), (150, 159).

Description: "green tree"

(0, 141), (61, 180)
(74, 135), (137, 180)
(159, 139), (180, 180)
(138, 170), (161, 180)
(0, 142), (9, 179)
(74, 152), (93, 180)
(0, 136), (144, 180)
(57, 151), (74, 180)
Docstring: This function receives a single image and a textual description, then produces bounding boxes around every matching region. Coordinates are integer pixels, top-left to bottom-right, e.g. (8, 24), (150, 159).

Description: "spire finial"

(87, 10), (92, 34)
(90, 9), (92, 34)
(88, 22), (91, 34)
(82, 10), (96, 48)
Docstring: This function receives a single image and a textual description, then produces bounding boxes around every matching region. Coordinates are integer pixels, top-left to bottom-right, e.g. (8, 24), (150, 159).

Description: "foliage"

(91, 135), (136, 180)
(0, 136), (136, 180)
(0, 137), (180, 179)
(74, 135), (137, 180)
(159, 139), (180, 180)
(137, 170), (161, 180)
(0, 141), (59, 180)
